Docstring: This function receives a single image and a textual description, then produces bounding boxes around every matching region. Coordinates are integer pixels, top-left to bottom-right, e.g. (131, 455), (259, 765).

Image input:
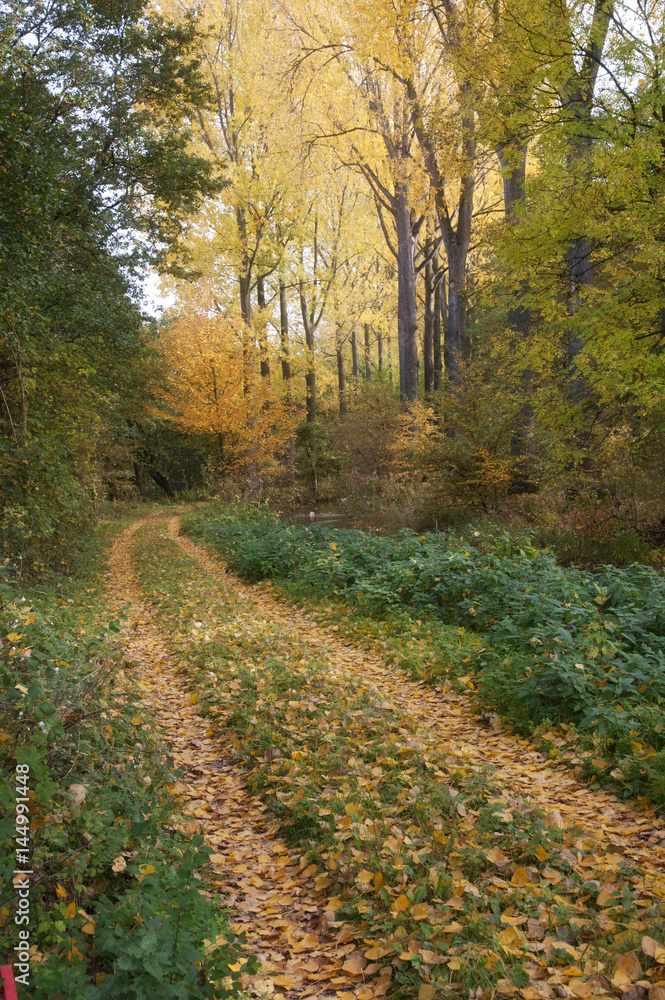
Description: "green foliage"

(0, 524), (247, 997)
(184, 508), (665, 806)
(0, 0), (222, 564)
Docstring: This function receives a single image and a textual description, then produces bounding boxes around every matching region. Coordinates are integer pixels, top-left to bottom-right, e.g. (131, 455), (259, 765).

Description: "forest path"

(107, 511), (665, 1000)
(108, 513), (381, 1000)
(171, 515), (665, 877)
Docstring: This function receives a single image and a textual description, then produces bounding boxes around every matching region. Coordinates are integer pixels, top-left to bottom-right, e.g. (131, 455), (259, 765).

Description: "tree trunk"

(351, 327), (359, 388)
(279, 281), (292, 382)
(443, 247), (468, 386)
(395, 182), (419, 402)
(433, 263), (443, 392)
(336, 333), (347, 418)
(424, 258), (435, 397)
(364, 324), (372, 381)
(299, 282), (316, 424)
(147, 467), (175, 500)
(132, 461), (147, 497)
(377, 332), (384, 372)
(257, 275), (270, 381)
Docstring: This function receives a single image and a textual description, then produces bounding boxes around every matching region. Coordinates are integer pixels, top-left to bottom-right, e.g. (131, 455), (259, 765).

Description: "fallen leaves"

(109, 512), (665, 1000)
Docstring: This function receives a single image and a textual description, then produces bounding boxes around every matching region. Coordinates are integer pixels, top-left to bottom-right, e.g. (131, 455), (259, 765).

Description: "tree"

(0, 0), (218, 560)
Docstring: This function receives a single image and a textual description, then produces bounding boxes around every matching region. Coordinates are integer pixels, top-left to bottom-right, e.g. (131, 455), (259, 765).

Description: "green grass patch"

(181, 505), (665, 810)
(133, 516), (665, 999)
(0, 516), (249, 999)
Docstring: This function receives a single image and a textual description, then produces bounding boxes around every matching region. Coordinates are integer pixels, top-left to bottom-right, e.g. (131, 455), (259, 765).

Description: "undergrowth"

(133, 516), (665, 1000)
(181, 505), (665, 811)
(0, 515), (247, 999)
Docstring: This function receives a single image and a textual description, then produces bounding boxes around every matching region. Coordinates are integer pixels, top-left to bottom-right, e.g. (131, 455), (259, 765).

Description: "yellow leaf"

(7, 632), (23, 642)
(0, 731), (11, 743)
(596, 886), (616, 907)
(448, 958), (461, 970)
(373, 871), (384, 891)
(510, 866), (530, 887)
(486, 846), (508, 864)
(302, 863), (318, 878)
(130, 715), (142, 726)
(82, 921), (95, 935)
(418, 987), (436, 1000)
(315, 874), (332, 891)
(357, 869), (374, 886)
(544, 810), (565, 829)
(534, 844), (548, 862)
(55, 884), (67, 899)
(65, 902), (77, 919)
(138, 863), (156, 876)
(394, 893), (410, 912)
(411, 902), (429, 920)
(330, 543), (337, 551)
(189, 693), (199, 704)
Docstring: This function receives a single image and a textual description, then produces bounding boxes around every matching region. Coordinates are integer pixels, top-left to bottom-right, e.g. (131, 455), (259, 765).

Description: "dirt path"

(169, 516), (665, 883)
(108, 515), (387, 1000)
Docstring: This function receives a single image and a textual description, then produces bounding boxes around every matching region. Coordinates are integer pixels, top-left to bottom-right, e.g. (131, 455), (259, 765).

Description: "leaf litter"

(111, 513), (665, 1000)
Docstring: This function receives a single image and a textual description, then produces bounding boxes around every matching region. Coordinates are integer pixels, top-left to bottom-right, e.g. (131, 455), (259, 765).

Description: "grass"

(133, 515), (665, 1000)
(0, 511), (248, 1000)
(181, 504), (665, 811)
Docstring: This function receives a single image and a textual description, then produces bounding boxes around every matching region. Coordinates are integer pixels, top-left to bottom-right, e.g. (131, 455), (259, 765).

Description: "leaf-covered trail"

(170, 516), (665, 878)
(108, 516), (378, 999)
(108, 512), (665, 1000)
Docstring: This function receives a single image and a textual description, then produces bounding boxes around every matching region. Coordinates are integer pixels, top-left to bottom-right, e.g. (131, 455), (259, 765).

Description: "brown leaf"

(643, 937), (665, 964)
(613, 952), (642, 985)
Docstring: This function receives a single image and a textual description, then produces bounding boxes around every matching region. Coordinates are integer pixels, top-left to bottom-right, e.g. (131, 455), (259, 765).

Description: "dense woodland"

(2, 0), (665, 566)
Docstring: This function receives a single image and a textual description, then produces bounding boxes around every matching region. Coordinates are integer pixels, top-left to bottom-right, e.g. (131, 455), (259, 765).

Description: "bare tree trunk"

(363, 324), (372, 380)
(443, 247), (468, 386)
(256, 275), (270, 381)
(387, 336), (395, 388)
(433, 262), (443, 392)
(299, 282), (316, 425)
(132, 461), (147, 498)
(395, 182), (419, 402)
(351, 328), (359, 389)
(279, 280), (291, 382)
(377, 333), (384, 372)
(336, 330), (347, 418)
(424, 258), (435, 397)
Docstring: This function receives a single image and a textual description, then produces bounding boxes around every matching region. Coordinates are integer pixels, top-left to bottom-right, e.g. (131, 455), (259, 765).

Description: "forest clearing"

(2, 0), (665, 995)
